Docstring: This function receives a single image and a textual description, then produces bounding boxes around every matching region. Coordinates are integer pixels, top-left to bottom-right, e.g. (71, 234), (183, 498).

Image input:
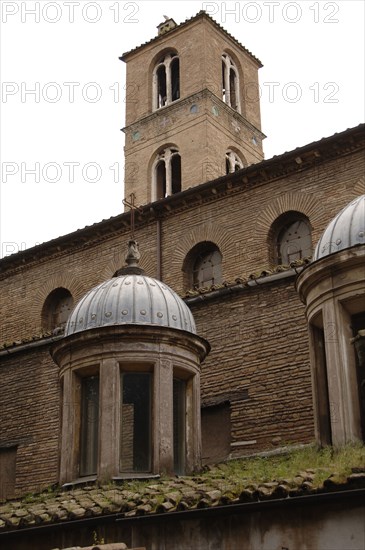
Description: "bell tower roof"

(157, 17), (177, 36)
(120, 11), (262, 66)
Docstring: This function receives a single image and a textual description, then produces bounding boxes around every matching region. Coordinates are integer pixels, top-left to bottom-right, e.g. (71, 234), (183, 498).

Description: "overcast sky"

(1, 0), (364, 258)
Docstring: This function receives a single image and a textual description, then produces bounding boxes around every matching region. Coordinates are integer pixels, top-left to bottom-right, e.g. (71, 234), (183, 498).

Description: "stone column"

(99, 358), (120, 481)
(323, 300), (361, 445)
(166, 55), (172, 104)
(152, 69), (158, 110)
(165, 149), (172, 197)
(59, 369), (76, 484)
(185, 372), (201, 474)
(155, 358), (173, 474)
(224, 61), (230, 105)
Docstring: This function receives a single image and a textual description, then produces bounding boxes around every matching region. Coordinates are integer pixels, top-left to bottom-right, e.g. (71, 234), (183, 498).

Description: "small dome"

(65, 273), (196, 336)
(313, 195), (365, 260)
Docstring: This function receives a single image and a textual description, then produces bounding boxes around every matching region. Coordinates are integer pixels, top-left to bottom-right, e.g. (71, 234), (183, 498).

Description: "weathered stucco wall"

(1, 495), (364, 550)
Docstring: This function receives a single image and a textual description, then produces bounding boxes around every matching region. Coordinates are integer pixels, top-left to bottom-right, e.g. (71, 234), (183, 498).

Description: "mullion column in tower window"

(165, 149), (173, 197)
(120, 373), (152, 473)
(80, 375), (99, 477)
(222, 59), (227, 104)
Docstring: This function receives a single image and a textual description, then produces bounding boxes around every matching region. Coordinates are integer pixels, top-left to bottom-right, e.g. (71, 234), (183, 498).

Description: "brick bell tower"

(120, 11), (265, 207)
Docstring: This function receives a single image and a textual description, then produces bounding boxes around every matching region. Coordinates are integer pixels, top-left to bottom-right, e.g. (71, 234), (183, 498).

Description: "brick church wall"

(160, 149), (365, 294)
(193, 277), (314, 455)
(0, 135), (364, 494)
(0, 348), (60, 496)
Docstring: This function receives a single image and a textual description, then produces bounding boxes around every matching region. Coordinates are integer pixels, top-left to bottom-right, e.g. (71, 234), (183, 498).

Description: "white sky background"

(0, 0), (364, 258)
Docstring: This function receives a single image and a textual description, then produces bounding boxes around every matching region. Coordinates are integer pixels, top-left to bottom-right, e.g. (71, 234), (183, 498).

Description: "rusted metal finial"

(125, 239), (140, 268)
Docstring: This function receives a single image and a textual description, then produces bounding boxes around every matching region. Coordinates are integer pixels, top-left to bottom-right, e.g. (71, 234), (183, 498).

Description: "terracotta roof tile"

(1, 452), (364, 533)
(120, 11), (262, 67)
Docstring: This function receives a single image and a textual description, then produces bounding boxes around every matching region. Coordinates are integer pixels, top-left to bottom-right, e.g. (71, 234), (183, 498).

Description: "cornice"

(123, 89), (266, 142)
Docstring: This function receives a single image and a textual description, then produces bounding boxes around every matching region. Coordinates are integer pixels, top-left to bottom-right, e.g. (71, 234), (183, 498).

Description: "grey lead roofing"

(313, 194), (365, 260)
(65, 274), (197, 336)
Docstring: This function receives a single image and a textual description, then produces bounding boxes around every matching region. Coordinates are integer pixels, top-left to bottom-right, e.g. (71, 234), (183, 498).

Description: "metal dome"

(313, 195), (365, 260)
(65, 273), (196, 336)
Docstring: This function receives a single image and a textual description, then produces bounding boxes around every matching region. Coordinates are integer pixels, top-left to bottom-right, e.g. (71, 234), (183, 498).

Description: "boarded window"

(277, 219), (312, 264)
(0, 447), (17, 501)
(42, 288), (73, 332)
(202, 404), (231, 464)
(183, 242), (223, 290)
(193, 249), (222, 289)
(269, 212), (313, 265)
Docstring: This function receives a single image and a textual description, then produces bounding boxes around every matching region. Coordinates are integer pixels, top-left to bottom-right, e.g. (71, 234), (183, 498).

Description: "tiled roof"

(52, 545), (142, 550)
(182, 258), (310, 299)
(0, 331), (62, 353)
(120, 11), (262, 66)
(1, 449), (364, 532)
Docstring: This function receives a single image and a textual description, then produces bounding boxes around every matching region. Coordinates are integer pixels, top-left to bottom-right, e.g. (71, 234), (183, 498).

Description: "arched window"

(152, 147), (181, 201)
(42, 288), (73, 332)
(225, 150), (244, 174)
(271, 213), (312, 265)
(183, 242), (223, 290)
(153, 53), (180, 110)
(222, 54), (241, 112)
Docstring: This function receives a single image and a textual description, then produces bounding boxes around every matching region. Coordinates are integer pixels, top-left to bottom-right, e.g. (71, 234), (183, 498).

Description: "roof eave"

(120, 11), (262, 67)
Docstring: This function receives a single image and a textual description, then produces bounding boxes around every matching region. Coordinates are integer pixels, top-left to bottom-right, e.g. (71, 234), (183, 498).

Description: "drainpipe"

(156, 218), (162, 280)
(0, 335), (62, 357)
(184, 268), (303, 305)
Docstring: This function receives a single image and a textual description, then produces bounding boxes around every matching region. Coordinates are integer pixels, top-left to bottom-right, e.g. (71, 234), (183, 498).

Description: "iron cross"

(122, 193), (142, 239)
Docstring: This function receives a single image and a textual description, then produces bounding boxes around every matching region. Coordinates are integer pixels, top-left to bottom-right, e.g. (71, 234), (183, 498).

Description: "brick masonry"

(0, 11), (364, 496)
(0, 142), (363, 495)
(0, 348), (60, 496)
(122, 14), (264, 204)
